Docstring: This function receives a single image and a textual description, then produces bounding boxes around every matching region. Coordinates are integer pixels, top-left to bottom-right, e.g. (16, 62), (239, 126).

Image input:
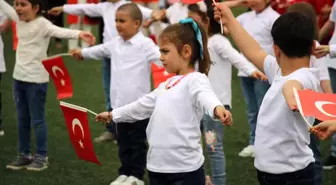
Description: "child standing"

(214, 3), (319, 185)
(187, 2), (266, 185)
(234, 0), (280, 158)
(71, 4), (161, 185)
(49, 0), (160, 143)
(5, 0), (95, 171)
(95, 17), (232, 185)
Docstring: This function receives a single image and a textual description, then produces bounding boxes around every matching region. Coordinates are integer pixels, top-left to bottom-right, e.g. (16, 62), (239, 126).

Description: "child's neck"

(122, 32), (137, 41)
(178, 67), (195, 75)
(279, 57), (310, 76)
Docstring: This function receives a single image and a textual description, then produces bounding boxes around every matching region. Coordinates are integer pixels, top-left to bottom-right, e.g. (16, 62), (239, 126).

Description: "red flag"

(151, 64), (175, 88)
(297, 89), (336, 121)
(60, 102), (101, 165)
(42, 56), (73, 99)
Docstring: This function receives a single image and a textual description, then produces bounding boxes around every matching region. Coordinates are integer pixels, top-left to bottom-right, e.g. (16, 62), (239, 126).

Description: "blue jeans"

(148, 166), (205, 185)
(201, 105), (230, 185)
(13, 80), (48, 157)
(328, 68), (336, 158)
(102, 57), (116, 136)
(240, 77), (270, 145)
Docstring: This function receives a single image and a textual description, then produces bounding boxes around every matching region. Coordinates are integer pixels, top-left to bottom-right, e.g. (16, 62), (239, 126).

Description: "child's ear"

(273, 44), (280, 59)
(182, 44), (192, 60)
(33, 4), (40, 14)
(134, 20), (141, 30)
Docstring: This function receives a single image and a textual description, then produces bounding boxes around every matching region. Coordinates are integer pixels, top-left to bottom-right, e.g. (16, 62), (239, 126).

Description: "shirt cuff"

(111, 109), (123, 123)
(330, 45), (336, 58)
(81, 48), (90, 59)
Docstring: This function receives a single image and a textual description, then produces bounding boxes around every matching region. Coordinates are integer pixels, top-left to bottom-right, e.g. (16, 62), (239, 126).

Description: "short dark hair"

(117, 3), (143, 25)
(286, 2), (318, 40)
(271, 12), (314, 58)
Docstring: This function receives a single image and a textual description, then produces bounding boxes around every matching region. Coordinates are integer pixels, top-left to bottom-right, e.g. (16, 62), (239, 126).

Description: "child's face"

(249, 0), (268, 12)
(115, 10), (140, 40)
(14, 0), (39, 21)
(159, 39), (191, 74)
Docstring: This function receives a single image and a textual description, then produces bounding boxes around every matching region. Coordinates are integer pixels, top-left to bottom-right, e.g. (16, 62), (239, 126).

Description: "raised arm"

(0, 0), (19, 22)
(319, 20), (334, 42)
(214, 3), (268, 72)
(48, 3), (103, 17)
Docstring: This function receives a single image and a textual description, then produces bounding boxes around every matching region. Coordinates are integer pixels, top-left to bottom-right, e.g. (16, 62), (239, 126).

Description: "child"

(287, 3), (333, 184)
(233, 0), (279, 158)
(187, 2), (266, 185)
(48, 0), (161, 143)
(214, 3), (319, 185)
(5, 0), (95, 172)
(94, 16), (232, 185)
(71, 4), (162, 185)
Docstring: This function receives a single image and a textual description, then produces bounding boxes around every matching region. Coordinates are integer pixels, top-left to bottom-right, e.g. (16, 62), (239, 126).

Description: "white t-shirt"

(236, 6), (279, 77)
(165, 2), (188, 24)
(254, 55), (320, 174)
(0, 11), (6, 73)
(208, 34), (257, 106)
(112, 72), (222, 173)
(14, 17), (80, 83)
(326, 2), (336, 70)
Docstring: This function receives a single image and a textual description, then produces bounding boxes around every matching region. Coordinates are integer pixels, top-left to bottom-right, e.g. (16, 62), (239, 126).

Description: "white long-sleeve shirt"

(14, 17), (81, 83)
(63, 1), (153, 43)
(208, 34), (257, 106)
(236, 6), (280, 77)
(112, 72), (222, 173)
(82, 32), (161, 109)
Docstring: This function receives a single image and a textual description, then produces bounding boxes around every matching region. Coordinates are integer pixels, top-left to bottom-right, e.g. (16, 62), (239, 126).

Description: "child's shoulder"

(289, 68), (320, 90)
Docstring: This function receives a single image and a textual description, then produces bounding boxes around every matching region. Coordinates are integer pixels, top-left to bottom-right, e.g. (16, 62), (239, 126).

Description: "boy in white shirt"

(48, 0), (161, 143)
(214, 4), (319, 185)
(71, 4), (161, 185)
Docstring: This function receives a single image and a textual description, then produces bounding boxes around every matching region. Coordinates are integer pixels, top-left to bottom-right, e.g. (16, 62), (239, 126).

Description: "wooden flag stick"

(293, 87), (313, 129)
(60, 101), (98, 116)
(46, 53), (72, 60)
(212, 0), (224, 34)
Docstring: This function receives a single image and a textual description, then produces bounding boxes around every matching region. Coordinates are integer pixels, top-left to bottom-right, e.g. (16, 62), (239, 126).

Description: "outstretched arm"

(0, 0), (19, 22)
(214, 3), (267, 72)
(48, 3), (103, 17)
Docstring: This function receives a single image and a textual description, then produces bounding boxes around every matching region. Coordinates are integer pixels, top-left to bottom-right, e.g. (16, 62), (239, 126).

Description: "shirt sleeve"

(63, 3), (103, 17)
(189, 73), (222, 119)
(112, 85), (161, 123)
(81, 41), (112, 60)
(310, 56), (330, 81)
(330, 3), (336, 22)
(330, 44), (336, 58)
(144, 39), (162, 67)
(43, 18), (80, 39)
(214, 37), (257, 75)
(288, 68), (319, 91)
(0, 0), (18, 22)
(263, 55), (280, 84)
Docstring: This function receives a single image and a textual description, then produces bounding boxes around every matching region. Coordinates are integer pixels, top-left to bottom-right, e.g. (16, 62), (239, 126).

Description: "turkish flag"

(151, 63), (175, 88)
(297, 89), (336, 121)
(42, 56), (73, 99)
(60, 102), (101, 165)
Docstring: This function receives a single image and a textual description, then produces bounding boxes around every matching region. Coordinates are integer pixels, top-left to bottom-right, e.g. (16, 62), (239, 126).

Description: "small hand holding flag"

(60, 101), (101, 165)
(214, 105), (232, 126)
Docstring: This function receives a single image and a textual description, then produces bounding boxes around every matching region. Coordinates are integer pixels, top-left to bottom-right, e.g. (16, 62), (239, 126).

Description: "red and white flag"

(60, 101), (101, 165)
(151, 63), (175, 88)
(294, 88), (336, 121)
(42, 54), (73, 99)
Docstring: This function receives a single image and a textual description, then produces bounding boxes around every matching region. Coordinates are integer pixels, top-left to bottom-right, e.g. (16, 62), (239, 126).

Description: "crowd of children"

(1, 0), (336, 185)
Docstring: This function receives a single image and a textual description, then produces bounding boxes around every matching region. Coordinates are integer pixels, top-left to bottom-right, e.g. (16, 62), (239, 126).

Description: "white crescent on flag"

(315, 101), (336, 118)
(52, 66), (66, 86)
(72, 118), (85, 148)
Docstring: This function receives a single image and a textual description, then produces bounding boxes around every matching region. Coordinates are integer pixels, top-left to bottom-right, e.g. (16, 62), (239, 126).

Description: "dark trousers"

(257, 163), (315, 185)
(148, 166), (205, 185)
(0, 73), (2, 129)
(117, 119), (149, 180)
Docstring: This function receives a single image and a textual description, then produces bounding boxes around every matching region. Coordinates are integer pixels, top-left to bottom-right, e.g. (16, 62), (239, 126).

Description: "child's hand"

(310, 120), (336, 140)
(314, 45), (330, 59)
(213, 2), (235, 25)
(214, 105), (232, 126)
(78, 31), (96, 46)
(142, 19), (153, 29)
(48, 6), (64, 16)
(250, 70), (268, 81)
(151, 9), (165, 21)
(95, 112), (112, 124)
(70, 49), (84, 61)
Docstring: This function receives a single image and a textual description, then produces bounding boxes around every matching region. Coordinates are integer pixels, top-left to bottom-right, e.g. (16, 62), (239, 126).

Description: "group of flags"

(42, 55), (336, 166)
